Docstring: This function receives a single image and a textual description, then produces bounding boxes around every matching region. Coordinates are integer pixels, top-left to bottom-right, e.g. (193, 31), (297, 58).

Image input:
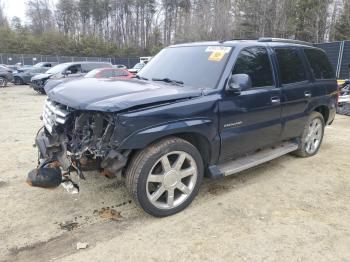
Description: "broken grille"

(42, 99), (70, 133)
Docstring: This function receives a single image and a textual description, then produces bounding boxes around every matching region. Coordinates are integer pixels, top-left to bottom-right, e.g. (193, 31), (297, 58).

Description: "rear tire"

(125, 137), (204, 217)
(0, 77), (8, 87)
(294, 111), (325, 157)
(14, 77), (23, 85)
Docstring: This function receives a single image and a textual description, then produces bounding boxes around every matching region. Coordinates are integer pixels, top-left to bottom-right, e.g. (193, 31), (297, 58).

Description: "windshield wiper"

(152, 77), (184, 86)
(133, 75), (149, 80)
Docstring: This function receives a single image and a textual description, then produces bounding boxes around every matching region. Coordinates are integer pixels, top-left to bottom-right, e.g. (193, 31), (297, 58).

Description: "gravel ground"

(1, 85), (350, 262)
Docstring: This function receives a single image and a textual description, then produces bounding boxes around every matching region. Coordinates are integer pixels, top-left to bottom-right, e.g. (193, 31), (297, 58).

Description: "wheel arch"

(14, 75), (23, 83)
(124, 131), (212, 168)
(313, 105), (329, 123)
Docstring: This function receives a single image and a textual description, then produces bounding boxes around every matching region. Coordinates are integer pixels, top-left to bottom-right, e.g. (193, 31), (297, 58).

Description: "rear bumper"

(2, 73), (13, 82)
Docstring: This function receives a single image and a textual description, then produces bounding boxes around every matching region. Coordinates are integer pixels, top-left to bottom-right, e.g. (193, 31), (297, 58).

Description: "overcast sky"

(3, 0), (27, 22)
(3, 0), (57, 23)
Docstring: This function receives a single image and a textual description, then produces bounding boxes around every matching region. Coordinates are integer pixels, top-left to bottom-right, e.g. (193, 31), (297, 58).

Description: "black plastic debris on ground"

(59, 221), (79, 231)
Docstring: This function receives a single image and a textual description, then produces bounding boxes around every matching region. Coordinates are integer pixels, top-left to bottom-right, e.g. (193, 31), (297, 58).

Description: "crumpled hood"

(47, 78), (203, 112)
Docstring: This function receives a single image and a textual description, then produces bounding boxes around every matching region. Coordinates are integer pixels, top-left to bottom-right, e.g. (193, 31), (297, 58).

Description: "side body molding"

(119, 118), (214, 149)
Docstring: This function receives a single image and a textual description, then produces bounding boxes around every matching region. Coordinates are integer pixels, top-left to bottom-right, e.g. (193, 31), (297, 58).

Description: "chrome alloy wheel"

(305, 118), (323, 154)
(146, 151), (198, 210)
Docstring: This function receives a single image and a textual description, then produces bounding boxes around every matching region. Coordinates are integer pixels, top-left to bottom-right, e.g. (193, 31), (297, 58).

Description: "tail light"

(336, 85), (340, 106)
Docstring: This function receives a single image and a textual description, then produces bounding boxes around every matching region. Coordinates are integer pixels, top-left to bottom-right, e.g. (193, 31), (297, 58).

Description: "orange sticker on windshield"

(208, 50), (225, 61)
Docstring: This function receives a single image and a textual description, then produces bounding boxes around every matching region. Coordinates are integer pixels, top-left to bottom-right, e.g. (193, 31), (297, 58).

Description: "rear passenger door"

(274, 47), (313, 140)
(219, 47), (282, 162)
(303, 48), (336, 124)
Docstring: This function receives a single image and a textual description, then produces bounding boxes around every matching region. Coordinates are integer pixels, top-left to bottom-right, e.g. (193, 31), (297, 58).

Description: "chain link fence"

(0, 53), (141, 69)
(315, 41), (350, 79)
(111, 57), (140, 68)
(0, 53), (112, 66)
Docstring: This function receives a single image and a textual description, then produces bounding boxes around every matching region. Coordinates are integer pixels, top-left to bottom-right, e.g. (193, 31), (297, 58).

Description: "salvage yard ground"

(1, 85), (350, 262)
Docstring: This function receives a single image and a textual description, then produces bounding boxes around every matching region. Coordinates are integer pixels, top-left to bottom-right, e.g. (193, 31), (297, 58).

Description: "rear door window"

(304, 49), (335, 79)
(275, 48), (307, 85)
(232, 47), (274, 88)
(100, 69), (114, 78)
(115, 69), (128, 77)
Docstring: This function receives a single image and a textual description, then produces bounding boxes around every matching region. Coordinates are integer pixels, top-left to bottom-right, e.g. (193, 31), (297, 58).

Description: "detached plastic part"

(27, 167), (62, 188)
(61, 179), (79, 194)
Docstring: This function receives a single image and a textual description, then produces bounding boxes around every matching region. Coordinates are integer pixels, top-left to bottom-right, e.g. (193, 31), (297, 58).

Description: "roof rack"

(258, 37), (313, 46)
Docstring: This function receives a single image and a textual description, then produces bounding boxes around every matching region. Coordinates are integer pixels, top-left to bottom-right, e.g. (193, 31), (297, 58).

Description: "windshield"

(84, 68), (100, 78)
(46, 64), (68, 74)
(33, 62), (45, 68)
(138, 45), (232, 89)
(133, 63), (144, 69)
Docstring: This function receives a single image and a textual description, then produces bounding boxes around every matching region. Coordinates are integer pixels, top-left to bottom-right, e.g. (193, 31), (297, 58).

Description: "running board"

(218, 142), (299, 177)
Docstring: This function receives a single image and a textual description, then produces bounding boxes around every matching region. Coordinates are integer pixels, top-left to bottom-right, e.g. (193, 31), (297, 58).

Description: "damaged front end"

(27, 99), (129, 192)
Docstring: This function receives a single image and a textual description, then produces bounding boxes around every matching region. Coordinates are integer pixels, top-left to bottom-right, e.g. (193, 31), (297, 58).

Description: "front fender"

(118, 118), (215, 150)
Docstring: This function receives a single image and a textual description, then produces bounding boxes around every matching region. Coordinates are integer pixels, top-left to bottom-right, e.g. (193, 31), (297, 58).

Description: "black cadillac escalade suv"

(28, 38), (337, 217)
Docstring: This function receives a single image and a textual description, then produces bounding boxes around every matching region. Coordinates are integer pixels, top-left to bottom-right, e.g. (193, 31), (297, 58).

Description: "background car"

(128, 62), (145, 74)
(33, 62), (58, 68)
(13, 67), (49, 85)
(84, 68), (133, 79)
(0, 65), (14, 87)
(113, 64), (128, 69)
(31, 61), (113, 94)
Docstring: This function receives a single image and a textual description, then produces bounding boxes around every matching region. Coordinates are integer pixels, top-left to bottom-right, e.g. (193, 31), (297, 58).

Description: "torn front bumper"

(27, 129), (76, 190)
(35, 129), (71, 170)
(28, 127), (129, 191)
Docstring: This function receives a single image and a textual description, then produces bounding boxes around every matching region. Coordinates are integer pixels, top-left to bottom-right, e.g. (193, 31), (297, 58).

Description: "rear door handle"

(304, 91), (312, 97)
(271, 96), (280, 104)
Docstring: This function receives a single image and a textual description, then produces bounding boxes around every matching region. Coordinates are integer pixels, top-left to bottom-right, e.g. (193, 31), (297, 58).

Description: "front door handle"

(304, 91), (312, 97)
(271, 96), (280, 104)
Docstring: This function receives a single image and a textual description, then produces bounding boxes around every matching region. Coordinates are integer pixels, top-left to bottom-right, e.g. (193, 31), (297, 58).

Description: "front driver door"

(219, 47), (282, 162)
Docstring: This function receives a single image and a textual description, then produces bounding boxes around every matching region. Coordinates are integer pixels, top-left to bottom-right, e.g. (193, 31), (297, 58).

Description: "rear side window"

(100, 69), (114, 78)
(232, 47), (273, 87)
(115, 69), (128, 76)
(275, 48), (307, 85)
(304, 49), (334, 79)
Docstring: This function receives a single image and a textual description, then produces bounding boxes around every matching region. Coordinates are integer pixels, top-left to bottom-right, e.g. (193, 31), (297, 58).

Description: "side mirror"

(227, 74), (252, 93)
(65, 70), (72, 75)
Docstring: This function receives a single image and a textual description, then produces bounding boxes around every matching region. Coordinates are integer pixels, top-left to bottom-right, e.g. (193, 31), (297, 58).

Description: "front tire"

(294, 111), (325, 157)
(125, 137), (204, 217)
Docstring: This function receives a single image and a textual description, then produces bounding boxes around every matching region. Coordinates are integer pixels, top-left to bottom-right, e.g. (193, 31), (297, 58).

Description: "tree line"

(0, 0), (349, 58)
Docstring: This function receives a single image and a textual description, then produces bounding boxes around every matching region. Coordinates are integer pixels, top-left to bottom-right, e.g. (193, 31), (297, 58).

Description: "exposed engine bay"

(28, 99), (129, 191)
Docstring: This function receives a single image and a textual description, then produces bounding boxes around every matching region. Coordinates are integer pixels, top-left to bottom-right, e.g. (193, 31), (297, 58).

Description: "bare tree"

(0, 0), (8, 27)
(26, 0), (54, 35)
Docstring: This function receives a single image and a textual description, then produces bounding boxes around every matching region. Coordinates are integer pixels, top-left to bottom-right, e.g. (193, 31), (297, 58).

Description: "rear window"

(81, 63), (112, 73)
(304, 49), (334, 79)
(275, 48), (307, 85)
(115, 69), (128, 76)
